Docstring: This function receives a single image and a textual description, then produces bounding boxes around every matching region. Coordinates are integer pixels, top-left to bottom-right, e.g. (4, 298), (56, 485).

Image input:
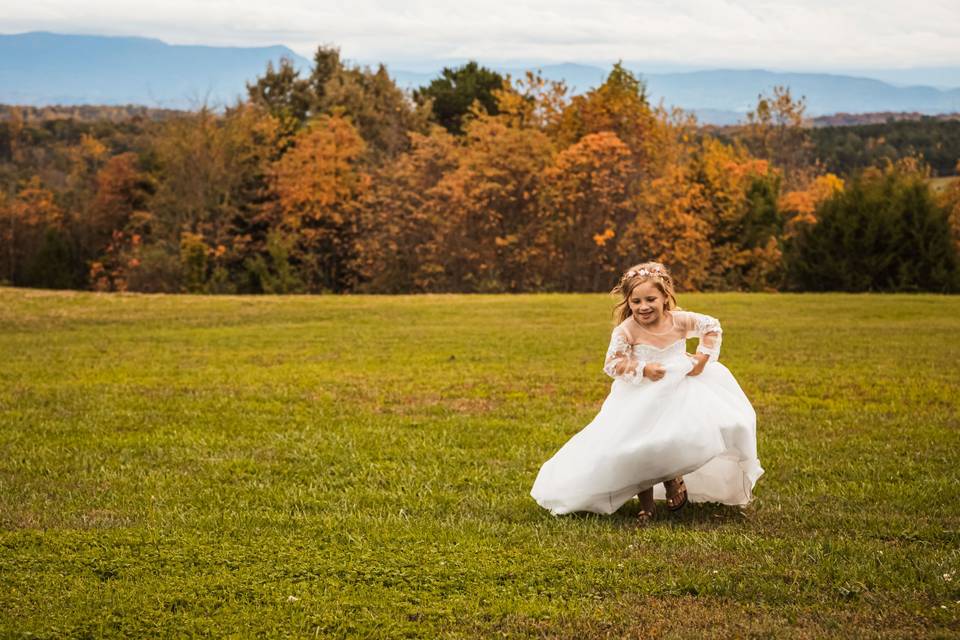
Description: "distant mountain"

(396, 64), (960, 124)
(3, 32), (960, 125)
(837, 67), (960, 90)
(0, 31), (311, 108)
(640, 69), (960, 120)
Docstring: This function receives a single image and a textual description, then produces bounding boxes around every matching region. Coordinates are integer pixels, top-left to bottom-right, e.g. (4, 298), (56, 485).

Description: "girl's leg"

(637, 487), (655, 525)
(664, 476), (688, 510)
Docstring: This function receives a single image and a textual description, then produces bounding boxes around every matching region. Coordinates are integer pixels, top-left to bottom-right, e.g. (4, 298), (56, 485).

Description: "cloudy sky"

(2, 0), (959, 70)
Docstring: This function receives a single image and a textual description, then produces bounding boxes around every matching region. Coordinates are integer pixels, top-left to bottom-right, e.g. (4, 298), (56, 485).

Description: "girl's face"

(628, 280), (667, 325)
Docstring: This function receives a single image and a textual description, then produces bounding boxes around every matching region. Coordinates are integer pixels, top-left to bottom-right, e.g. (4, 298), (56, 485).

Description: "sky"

(3, 0), (960, 71)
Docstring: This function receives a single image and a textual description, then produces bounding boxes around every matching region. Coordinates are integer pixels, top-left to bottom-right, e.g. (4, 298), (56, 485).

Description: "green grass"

(0, 288), (958, 638)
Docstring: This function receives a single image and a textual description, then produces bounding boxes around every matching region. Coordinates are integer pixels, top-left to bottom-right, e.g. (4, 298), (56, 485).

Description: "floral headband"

(624, 267), (668, 280)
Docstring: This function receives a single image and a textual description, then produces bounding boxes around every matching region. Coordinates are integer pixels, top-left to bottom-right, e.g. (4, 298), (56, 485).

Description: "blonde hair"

(611, 261), (678, 324)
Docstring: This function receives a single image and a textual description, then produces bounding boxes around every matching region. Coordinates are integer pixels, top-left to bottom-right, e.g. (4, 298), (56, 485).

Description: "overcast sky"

(3, 0), (959, 70)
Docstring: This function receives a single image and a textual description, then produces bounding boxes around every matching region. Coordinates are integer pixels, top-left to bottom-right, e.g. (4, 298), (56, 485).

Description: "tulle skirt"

(530, 358), (764, 515)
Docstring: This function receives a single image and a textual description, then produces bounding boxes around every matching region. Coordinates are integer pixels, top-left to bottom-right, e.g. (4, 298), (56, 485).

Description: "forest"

(1, 48), (959, 294)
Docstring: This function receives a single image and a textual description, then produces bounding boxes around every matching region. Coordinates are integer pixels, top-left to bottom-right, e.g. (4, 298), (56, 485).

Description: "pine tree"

(787, 162), (959, 292)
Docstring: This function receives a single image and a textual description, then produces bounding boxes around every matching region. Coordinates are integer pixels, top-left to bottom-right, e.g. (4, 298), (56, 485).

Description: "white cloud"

(2, 0), (959, 69)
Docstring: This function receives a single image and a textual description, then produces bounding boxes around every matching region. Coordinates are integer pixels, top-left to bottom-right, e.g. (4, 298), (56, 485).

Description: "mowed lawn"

(0, 288), (957, 638)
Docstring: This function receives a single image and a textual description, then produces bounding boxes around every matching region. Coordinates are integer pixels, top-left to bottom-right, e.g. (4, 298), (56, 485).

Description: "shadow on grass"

(560, 499), (750, 530)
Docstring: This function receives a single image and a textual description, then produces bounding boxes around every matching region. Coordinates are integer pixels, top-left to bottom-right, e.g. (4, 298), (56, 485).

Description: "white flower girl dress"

(531, 309), (763, 515)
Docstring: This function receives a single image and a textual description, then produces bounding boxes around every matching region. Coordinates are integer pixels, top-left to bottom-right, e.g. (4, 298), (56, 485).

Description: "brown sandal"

(664, 476), (689, 512)
(636, 487), (655, 525)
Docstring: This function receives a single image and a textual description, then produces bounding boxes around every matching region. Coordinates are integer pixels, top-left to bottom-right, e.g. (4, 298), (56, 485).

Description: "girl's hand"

(613, 355), (636, 376)
(686, 354), (709, 377)
(643, 362), (666, 381)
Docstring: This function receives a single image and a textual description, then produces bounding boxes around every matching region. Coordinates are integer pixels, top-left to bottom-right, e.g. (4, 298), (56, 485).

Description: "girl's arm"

(673, 310), (723, 374)
(603, 329), (647, 385)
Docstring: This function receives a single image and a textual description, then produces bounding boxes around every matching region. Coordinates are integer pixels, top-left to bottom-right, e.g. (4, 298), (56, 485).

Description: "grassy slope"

(0, 288), (957, 638)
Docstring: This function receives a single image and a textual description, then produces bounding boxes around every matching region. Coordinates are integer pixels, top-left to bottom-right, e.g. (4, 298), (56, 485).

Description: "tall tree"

(319, 62), (429, 161)
(492, 71), (569, 135)
(415, 61), (505, 135)
(690, 137), (785, 290)
(741, 86), (814, 191)
(246, 57), (311, 133)
(358, 126), (460, 292)
(554, 63), (665, 177)
(0, 176), (75, 288)
(541, 131), (636, 291)
(269, 114), (368, 292)
(428, 114), (555, 291)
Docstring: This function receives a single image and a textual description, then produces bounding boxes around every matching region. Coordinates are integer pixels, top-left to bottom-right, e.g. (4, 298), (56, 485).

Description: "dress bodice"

(614, 335), (691, 364)
(603, 310), (723, 385)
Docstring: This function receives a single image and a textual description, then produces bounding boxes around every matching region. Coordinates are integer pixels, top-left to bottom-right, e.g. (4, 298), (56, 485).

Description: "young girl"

(530, 262), (763, 523)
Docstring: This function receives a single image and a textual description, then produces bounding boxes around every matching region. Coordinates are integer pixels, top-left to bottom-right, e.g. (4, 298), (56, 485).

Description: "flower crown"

(624, 267), (668, 280)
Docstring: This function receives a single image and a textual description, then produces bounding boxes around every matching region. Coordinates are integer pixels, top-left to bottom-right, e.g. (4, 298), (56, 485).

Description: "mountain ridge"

(3, 31), (959, 124)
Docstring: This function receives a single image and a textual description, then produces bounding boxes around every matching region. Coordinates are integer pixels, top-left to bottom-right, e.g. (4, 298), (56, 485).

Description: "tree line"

(2, 49), (958, 294)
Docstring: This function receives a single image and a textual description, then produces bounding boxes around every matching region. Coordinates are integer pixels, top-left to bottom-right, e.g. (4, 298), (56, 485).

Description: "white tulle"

(530, 311), (763, 515)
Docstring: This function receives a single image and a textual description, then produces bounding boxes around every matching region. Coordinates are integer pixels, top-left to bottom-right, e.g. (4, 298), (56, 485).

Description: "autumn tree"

(86, 153), (154, 252)
(269, 114), (368, 292)
(358, 126), (460, 292)
(690, 137), (784, 290)
(0, 176), (77, 288)
(554, 63), (665, 176)
(249, 45), (429, 163)
(316, 57), (430, 162)
(428, 114), (555, 291)
(620, 163), (713, 292)
(147, 105), (281, 293)
(541, 131), (636, 291)
(778, 172), (844, 238)
(940, 162), (960, 256)
(492, 71), (569, 136)
(741, 86), (814, 191)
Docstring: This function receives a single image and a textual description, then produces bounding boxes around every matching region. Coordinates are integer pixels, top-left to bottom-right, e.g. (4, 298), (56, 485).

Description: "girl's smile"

(629, 281), (668, 327)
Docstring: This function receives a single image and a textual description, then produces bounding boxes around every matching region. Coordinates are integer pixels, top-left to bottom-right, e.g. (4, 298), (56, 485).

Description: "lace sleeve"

(673, 310), (723, 363)
(603, 328), (646, 385)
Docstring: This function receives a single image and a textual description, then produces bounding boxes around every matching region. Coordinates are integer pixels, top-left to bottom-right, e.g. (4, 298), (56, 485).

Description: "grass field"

(1, 288), (958, 638)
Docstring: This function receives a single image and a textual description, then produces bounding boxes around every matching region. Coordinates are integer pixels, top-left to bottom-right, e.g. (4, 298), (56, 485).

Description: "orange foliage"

(542, 131), (634, 290)
(621, 163), (712, 291)
(554, 64), (667, 178)
(428, 114), (555, 291)
(269, 114), (369, 291)
(359, 126), (461, 292)
(941, 164), (960, 255)
(778, 173), (844, 237)
(689, 137), (785, 290)
(3, 62), (871, 294)
(8, 176), (63, 228)
(0, 176), (64, 283)
(493, 71), (569, 134)
(90, 229), (143, 292)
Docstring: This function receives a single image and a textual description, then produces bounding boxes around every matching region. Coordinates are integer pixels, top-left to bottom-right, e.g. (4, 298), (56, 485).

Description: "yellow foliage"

(779, 172), (844, 237)
(593, 229), (615, 247)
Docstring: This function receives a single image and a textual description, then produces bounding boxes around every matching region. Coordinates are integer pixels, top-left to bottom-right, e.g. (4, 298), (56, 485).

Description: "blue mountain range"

(3, 32), (959, 125)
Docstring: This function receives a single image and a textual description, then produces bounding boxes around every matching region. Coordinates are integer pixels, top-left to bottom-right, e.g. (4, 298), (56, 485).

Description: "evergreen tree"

(245, 58), (311, 126)
(787, 162), (959, 292)
(414, 61), (505, 135)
